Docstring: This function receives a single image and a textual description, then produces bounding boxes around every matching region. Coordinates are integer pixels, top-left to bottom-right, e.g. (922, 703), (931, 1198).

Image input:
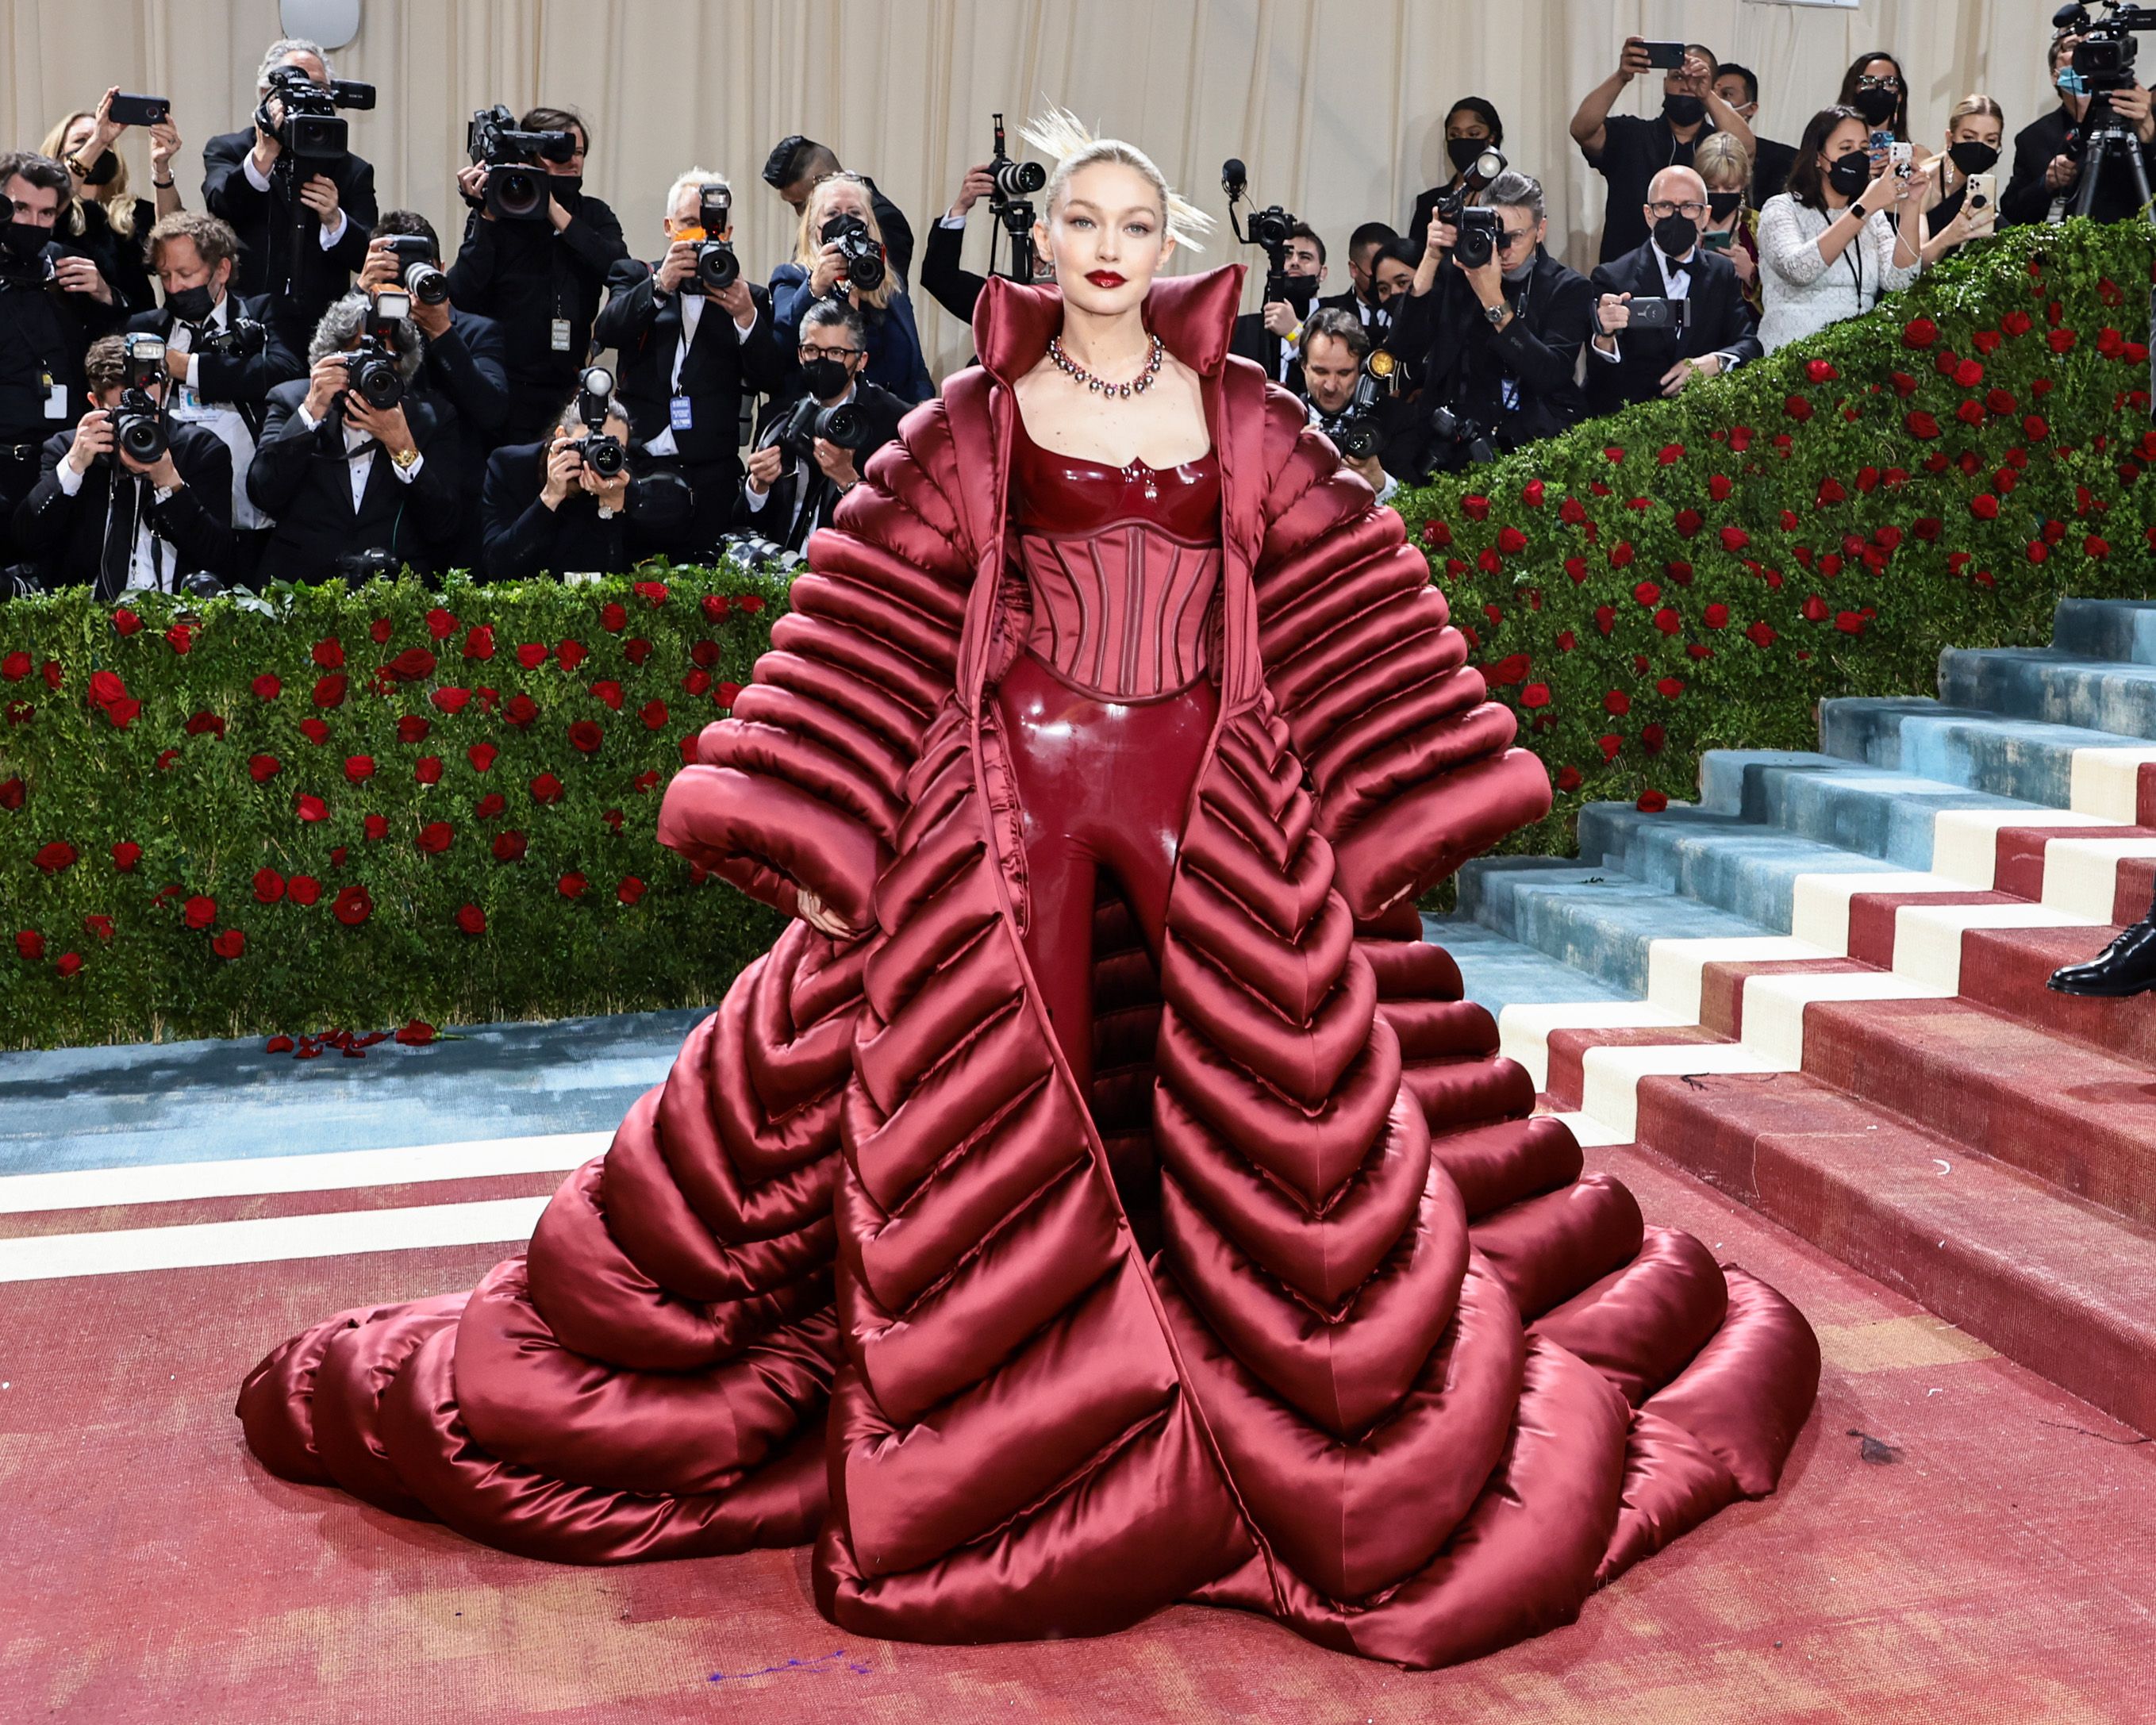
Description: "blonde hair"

(792, 171), (894, 310)
(1693, 130), (1753, 191)
(1020, 106), (1213, 252)
(40, 110), (135, 240)
(1947, 94), (2005, 133)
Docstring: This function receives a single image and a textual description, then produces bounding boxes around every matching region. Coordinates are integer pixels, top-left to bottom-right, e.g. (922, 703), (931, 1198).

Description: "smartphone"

(1964, 171), (1997, 217)
(1627, 297), (1682, 331)
(1640, 40), (1687, 70)
(1868, 128), (1894, 158)
(1889, 140), (1914, 179)
(107, 93), (169, 127)
(1701, 228), (1735, 251)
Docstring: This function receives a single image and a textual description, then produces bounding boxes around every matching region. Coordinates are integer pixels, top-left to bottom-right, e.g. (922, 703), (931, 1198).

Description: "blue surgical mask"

(2058, 67), (2089, 95)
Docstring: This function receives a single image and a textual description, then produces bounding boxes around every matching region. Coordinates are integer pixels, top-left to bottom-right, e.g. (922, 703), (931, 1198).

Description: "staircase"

(1436, 597), (2156, 1437)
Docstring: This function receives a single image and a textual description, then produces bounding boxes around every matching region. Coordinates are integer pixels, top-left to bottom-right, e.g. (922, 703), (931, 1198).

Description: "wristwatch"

(389, 446), (421, 471)
(1484, 302), (1508, 327)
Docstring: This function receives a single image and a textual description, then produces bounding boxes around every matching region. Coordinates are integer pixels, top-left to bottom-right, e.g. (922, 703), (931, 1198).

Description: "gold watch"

(389, 446), (421, 471)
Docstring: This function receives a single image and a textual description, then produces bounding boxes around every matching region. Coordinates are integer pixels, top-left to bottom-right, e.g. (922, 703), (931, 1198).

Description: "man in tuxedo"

(11, 333), (233, 595)
(737, 300), (905, 555)
(480, 393), (693, 582)
(1316, 222), (1402, 337)
(201, 37), (377, 346)
(763, 135), (915, 286)
(594, 169), (792, 556)
(246, 293), (459, 583)
(359, 210), (508, 573)
(1585, 165), (1761, 416)
(1229, 221), (1326, 394)
(1298, 309), (1422, 505)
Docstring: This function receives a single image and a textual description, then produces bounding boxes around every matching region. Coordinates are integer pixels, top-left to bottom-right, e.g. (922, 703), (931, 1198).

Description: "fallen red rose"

(394, 1020), (436, 1047)
(1637, 790), (1669, 813)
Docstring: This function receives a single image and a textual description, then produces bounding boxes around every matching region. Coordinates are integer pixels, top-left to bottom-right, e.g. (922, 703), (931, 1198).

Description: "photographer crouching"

(10, 331), (233, 596)
(596, 169), (791, 555)
(738, 299), (905, 554)
(247, 290), (459, 583)
(1299, 309), (1419, 505)
(1389, 170), (1593, 473)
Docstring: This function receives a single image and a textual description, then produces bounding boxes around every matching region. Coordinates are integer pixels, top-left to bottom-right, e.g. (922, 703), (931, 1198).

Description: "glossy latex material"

(239, 265), (1818, 1671)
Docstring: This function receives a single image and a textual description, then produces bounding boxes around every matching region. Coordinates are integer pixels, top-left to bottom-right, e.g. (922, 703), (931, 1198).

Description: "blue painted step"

(1420, 915), (1631, 1018)
(1696, 751), (2036, 871)
(2051, 597), (2156, 667)
(1938, 647), (2156, 741)
(1822, 697), (2156, 810)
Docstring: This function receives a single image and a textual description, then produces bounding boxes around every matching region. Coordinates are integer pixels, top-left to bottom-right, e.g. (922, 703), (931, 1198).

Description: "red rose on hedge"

(248, 754), (281, 783)
(417, 820), (455, 855)
(212, 928), (245, 960)
(1903, 317), (1939, 348)
(1603, 690), (1631, 716)
(1746, 620), (1777, 647)
(363, 813), (388, 841)
(54, 950), (82, 977)
(111, 841), (140, 871)
(625, 637), (653, 666)
(2088, 535), (2112, 558)
(389, 647), (437, 682)
(734, 594), (765, 614)
(456, 903), (486, 935)
(296, 793), (329, 822)
(600, 601), (628, 632)
(530, 772), (564, 804)
(166, 624), (192, 655)
(110, 606), (142, 636)
(414, 755), (443, 785)
(344, 755), (375, 782)
(1497, 525), (1528, 554)
(253, 867), (285, 904)
(1520, 683), (1551, 709)
(634, 580), (670, 606)
(426, 607), (457, 640)
(640, 698), (669, 729)
(87, 669), (140, 728)
(33, 839), (77, 873)
(1971, 494), (2000, 520)
(1555, 766), (1581, 793)
(617, 876), (647, 905)
(516, 642), (548, 670)
(288, 875), (321, 905)
(558, 639), (588, 671)
(311, 637), (344, 670)
(505, 693), (539, 727)
(494, 831), (528, 863)
(590, 678), (624, 709)
(460, 742), (494, 773)
(463, 625), (495, 660)
(1953, 357), (1984, 387)
(1718, 525), (1751, 552)
(2048, 327), (2077, 352)
(475, 792), (505, 820)
(312, 673), (348, 709)
(1461, 494), (1490, 521)
(15, 929), (44, 961)
(567, 720), (603, 754)
(1783, 394), (1812, 421)
(1674, 507), (1703, 536)
(182, 894), (217, 930)
(1423, 520), (1453, 546)
(332, 886), (372, 927)
(396, 715), (430, 745)
(2, 651), (28, 680)
(0, 776), (23, 810)
(558, 871), (588, 898)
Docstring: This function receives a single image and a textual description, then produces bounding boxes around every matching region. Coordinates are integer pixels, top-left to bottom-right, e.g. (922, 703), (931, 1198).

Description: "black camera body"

(1428, 403), (1497, 470)
(1221, 159), (1312, 309)
(340, 290), (409, 413)
(467, 104), (575, 222)
(258, 64), (375, 163)
(576, 366), (626, 478)
(988, 113), (1046, 282)
(194, 317), (267, 359)
(1318, 372), (1389, 462)
(379, 233), (449, 304)
(1452, 206), (1501, 270)
(111, 334), (170, 464)
(689, 184), (739, 294)
(2059, 2), (2156, 91)
(773, 393), (873, 466)
(821, 213), (886, 294)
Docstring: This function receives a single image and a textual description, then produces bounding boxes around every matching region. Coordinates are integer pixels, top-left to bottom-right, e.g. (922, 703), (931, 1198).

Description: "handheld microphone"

(1221, 159), (1247, 198)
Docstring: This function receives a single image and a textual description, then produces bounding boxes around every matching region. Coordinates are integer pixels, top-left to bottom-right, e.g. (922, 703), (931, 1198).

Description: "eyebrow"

(1060, 198), (1158, 220)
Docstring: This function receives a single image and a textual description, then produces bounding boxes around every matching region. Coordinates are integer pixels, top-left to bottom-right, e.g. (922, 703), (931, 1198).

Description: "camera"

(576, 366), (626, 478)
(990, 113), (1046, 202)
(2058, 2), (2156, 90)
(193, 317), (267, 359)
(1428, 403), (1497, 469)
(111, 333), (169, 464)
(678, 183), (739, 294)
(340, 289), (409, 413)
(1220, 159), (1314, 310)
(256, 63), (375, 163)
(821, 213), (886, 294)
(379, 234), (449, 304)
(1452, 206), (1501, 270)
(467, 103), (576, 222)
(988, 113), (1047, 282)
(1317, 365), (1392, 462)
(771, 393), (874, 465)
(1434, 144), (1507, 228)
(334, 548), (397, 581)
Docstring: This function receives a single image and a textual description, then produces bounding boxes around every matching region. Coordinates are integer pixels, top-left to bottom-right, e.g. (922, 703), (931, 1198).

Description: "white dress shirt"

(643, 291), (760, 459)
(1590, 242), (1748, 373)
(163, 295), (268, 529)
(295, 402), (425, 507)
(54, 460), (181, 591)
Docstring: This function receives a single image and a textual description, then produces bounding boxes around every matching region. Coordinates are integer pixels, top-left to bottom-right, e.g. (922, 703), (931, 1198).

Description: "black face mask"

(0, 220), (48, 263)
(1948, 139), (2000, 175)
(79, 149), (120, 187)
(1827, 153), (1874, 199)
(1281, 273), (1320, 314)
(1653, 212), (1698, 257)
(1447, 136), (1488, 173)
(1663, 93), (1706, 128)
(821, 213), (868, 246)
(1852, 86), (1900, 126)
(549, 174), (582, 209)
(165, 282), (217, 323)
(1708, 190), (1743, 220)
(801, 356), (851, 399)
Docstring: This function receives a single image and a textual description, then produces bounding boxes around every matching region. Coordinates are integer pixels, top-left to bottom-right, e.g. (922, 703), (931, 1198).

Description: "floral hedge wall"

(1, 571), (785, 1048)
(1393, 219), (2156, 854)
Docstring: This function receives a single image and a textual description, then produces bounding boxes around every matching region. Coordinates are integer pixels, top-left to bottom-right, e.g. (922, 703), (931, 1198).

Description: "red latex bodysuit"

(236, 267), (1819, 1671)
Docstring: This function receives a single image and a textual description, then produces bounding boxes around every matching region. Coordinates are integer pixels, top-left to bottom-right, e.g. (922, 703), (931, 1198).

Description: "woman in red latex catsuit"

(237, 114), (1820, 1669)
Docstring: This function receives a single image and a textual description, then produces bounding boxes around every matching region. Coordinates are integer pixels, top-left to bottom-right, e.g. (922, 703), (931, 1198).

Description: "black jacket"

(1231, 311), (1305, 396)
(72, 198), (159, 315)
(246, 378), (459, 582)
(1584, 240), (1762, 416)
(1392, 250), (1594, 453)
(2001, 104), (2156, 226)
(1749, 136), (1800, 208)
(480, 439), (687, 582)
(919, 217), (988, 328)
(125, 294), (303, 439)
(0, 246), (125, 443)
(12, 420), (234, 596)
(405, 305), (510, 574)
(859, 179), (916, 287)
(202, 130), (377, 335)
(445, 194), (628, 442)
(736, 378), (907, 554)
(594, 264), (790, 475)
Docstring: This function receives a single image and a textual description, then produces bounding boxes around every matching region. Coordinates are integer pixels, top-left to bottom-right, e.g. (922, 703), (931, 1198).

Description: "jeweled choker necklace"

(1047, 332), (1165, 398)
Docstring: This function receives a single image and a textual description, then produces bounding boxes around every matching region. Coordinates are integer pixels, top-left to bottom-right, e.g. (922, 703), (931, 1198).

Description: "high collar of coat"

(970, 263), (1246, 390)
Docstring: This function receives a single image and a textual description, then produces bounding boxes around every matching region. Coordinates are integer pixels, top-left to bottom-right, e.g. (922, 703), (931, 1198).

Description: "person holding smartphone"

(1694, 132), (1762, 317)
(1917, 96), (2006, 264)
(1756, 106), (1926, 354)
(1571, 36), (1756, 263)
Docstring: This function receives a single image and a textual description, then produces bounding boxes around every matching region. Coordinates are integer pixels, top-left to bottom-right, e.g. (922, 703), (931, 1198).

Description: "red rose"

(493, 830), (528, 863)
(247, 672), (282, 703)
(1701, 604), (1729, 630)
(111, 606), (142, 636)
(253, 867), (285, 903)
(1485, 654), (1530, 686)
(1783, 394), (1812, 421)
(1562, 557), (1588, 584)
(716, 679), (744, 705)
(182, 893), (217, 930)
(411, 821), (452, 855)
(111, 841), (140, 871)
(1603, 690), (1631, 716)
(1558, 497), (1586, 524)
(1954, 400), (1985, 427)
(1461, 494), (1491, 521)
(1478, 547), (1504, 575)
(2087, 534), (2112, 558)
(475, 792), (506, 820)
(1953, 357), (1984, 387)
(456, 742), (493, 774)
(86, 668), (140, 728)
(332, 886), (372, 927)
(388, 647), (437, 682)
(1718, 526), (1751, 552)
(1610, 541), (1635, 568)
(344, 755), (375, 782)
(1802, 595), (1829, 622)
(426, 606), (458, 640)
(463, 624), (495, 661)
(1817, 477), (1847, 505)
(678, 733), (699, 765)
(1424, 520), (1454, 547)
(0, 776), (23, 810)
(288, 875), (321, 906)
(55, 950), (82, 977)
(1497, 525), (1528, 554)
(1555, 766), (1582, 793)
(166, 623), (193, 655)
(363, 814), (388, 841)
(296, 793), (329, 822)
(1674, 507), (1703, 537)
(396, 714), (431, 745)
(734, 594), (765, 614)
(530, 772), (564, 805)
(1521, 478), (1546, 507)
(2048, 327), (2077, 353)
(1971, 494), (2000, 521)
(248, 754), (282, 783)
(1746, 620), (1777, 648)
(83, 913), (113, 941)
(1641, 724), (1666, 754)
(639, 698), (669, 730)
(1598, 734), (1623, 761)
(590, 678), (625, 709)
(516, 641), (548, 670)
(394, 1020), (436, 1047)
(370, 617), (393, 645)
(557, 639), (588, 671)
(567, 720), (603, 754)
(1593, 605), (1616, 636)
(311, 637), (344, 670)
(602, 808), (625, 832)
(33, 839), (76, 873)
(1903, 317), (1939, 348)
(414, 755), (444, 785)
(617, 875), (647, 905)
(558, 871), (588, 898)
(455, 903), (486, 935)
(1637, 790), (1670, 813)
(625, 637), (653, 666)
(1632, 581), (1662, 607)
(634, 580), (671, 606)
(1, 651), (28, 680)
(1654, 607), (1681, 635)
(1656, 678), (1685, 698)
(505, 693), (539, 728)
(312, 673), (348, 709)
(212, 928), (245, 960)
(1519, 683), (1551, 709)
(1804, 359), (1839, 384)
(298, 718), (330, 745)
(634, 770), (661, 793)
(15, 929), (44, 961)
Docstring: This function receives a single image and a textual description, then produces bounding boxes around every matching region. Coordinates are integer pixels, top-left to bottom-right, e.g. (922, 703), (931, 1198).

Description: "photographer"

(44, 88), (186, 314)
(1393, 170), (1591, 469)
(921, 158), (1058, 328)
(202, 38), (376, 342)
(1318, 221), (1405, 336)
(481, 387), (690, 582)
(1299, 309), (1419, 504)
(1712, 63), (1799, 206)
(1572, 38), (1754, 262)
(360, 210), (507, 571)
(448, 107), (628, 444)
(769, 173), (934, 406)
(2003, 29), (2156, 225)
(762, 136), (916, 286)
(130, 210), (298, 584)
(738, 300), (905, 554)
(2, 152), (125, 572)
(1406, 99), (1502, 256)
(12, 332), (233, 595)
(1229, 221), (1326, 391)
(596, 169), (790, 553)
(246, 291), (458, 583)
(1589, 165), (1762, 409)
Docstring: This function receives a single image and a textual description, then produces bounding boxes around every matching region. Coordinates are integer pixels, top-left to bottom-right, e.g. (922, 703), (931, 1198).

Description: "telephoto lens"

(113, 395), (168, 463)
(813, 401), (868, 448)
(404, 261), (449, 304)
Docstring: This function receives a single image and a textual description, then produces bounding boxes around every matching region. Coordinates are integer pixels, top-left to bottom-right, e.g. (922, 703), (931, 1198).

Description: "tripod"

(2072, 90), (2154, 217)
(988, 198), (1037, 284)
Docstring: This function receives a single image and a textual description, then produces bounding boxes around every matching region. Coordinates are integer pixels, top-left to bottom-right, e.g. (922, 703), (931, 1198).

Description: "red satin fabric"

(237, 266), (1819, 1671)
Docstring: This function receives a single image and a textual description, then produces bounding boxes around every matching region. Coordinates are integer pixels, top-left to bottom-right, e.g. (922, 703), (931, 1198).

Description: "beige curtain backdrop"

(2, 0), (2061, 382)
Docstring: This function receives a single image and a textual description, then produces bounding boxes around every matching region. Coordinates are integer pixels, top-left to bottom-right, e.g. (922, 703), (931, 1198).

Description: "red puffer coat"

(239, 266), (1817, 1669)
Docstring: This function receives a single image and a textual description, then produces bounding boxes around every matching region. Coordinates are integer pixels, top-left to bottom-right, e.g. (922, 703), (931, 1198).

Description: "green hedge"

(1, 571), (786, 1048)
(1393, 219), (2156, 855)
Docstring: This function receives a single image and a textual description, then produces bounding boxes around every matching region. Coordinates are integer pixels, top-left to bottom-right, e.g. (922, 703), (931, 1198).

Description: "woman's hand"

(808, 240), (848, 298)
(794, 887), (859, 939)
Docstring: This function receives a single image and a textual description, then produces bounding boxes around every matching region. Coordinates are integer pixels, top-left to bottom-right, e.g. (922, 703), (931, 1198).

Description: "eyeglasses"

(1498, 225), (1536, 248)
(1856, 74), (1902, 90)
(1647, 199), (1709, 220)
(798, 343), (861, 363)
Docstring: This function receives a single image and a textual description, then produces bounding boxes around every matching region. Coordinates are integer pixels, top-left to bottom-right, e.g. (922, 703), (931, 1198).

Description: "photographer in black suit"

(1390, 171), (1593, 471)
(481, 386), (691, 582)
(448, 108), (628, 444)
(737, 300), (905, 555)
(595, 169), (791, 555)
(202, 38), (377, 344)
(359, 210), (508, 571)
(1586, 165), (1762, 415)
(12, 333), (233, 595)
(1298, 309), (1422, 505)
(247, 291), (459, 583)
(762, 135), (915, 286)
(1316, 221), (1403, 338)
(1229, 221), (1326, 392)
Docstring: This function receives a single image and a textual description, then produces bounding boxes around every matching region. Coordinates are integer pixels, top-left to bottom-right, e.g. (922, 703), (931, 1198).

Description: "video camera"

(820, 213), (886, 294)
(575, 366), (626, 478)
(467, 104), (576, 222)
(1221, 159), (1315, 312)
(2058, 1), (2156, 91)
(987, 112), (1047, 283)
(378, 234), (449, 305)
(111, 333), (169, 464)
(677, 184), (739, 294)
(256, 63), (375, 163)
(339, 289), (409, 413)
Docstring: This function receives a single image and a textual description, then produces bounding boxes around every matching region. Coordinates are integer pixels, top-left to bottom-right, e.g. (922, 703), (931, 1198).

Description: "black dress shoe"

(2048, 919), (2156, 997)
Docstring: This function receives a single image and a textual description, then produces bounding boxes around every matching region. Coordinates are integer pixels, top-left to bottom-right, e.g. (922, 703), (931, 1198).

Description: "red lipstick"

(1086, 270), (1126, 288)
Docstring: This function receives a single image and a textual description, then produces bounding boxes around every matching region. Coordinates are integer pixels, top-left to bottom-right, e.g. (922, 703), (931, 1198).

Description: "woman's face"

(1821, 116), (1872, 175)
(1855, 58), (1902, 99)
(1037, 159), (1174, 317)
(1444, 108), (1493, 144)
(1703, 167), (1747, 221)
(817, 182), (872, 231)
(1948, 113), (2004, 153)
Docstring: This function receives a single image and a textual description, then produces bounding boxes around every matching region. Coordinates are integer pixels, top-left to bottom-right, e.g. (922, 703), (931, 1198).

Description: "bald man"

(1585, 163), (1759, 413)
